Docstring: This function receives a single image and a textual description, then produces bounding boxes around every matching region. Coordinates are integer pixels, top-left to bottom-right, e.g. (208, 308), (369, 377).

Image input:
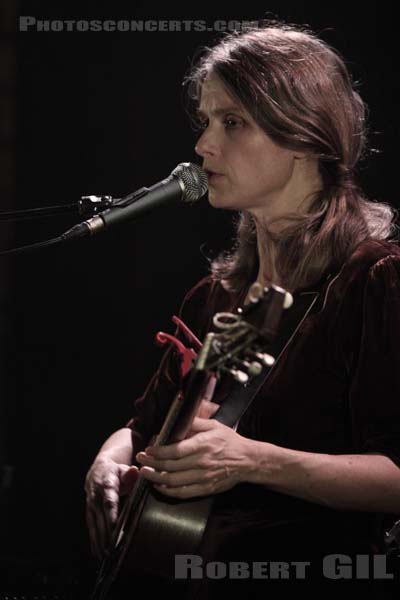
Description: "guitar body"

(91, 374), (214, 600)
(120, 489), (213, 580)
(91, 483), (213, 599)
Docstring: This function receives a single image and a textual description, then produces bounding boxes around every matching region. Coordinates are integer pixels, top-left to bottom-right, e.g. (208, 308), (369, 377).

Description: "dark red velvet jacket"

(127, 238), (400, 562)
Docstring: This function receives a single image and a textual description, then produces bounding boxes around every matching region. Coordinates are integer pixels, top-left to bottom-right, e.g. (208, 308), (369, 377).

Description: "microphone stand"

(0, 195), (113, 256)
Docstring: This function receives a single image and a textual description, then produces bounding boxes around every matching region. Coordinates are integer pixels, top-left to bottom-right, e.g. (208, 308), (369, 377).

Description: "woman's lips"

(207, 171), (224, 184)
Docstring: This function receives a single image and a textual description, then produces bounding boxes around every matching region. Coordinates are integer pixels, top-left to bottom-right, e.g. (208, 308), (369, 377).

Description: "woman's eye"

(223, 117), (242, 129)
(194, 115), (243, 133)
(197, 120), (208, 131)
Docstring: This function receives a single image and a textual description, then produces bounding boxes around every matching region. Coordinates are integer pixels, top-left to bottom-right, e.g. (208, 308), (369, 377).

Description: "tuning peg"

(246, 282), (293, 310)
(269, 284), (293, 310)
(246, 282), (267, 304)
(260, 353), (275, 366)
(220, 364), (250, 383)
(230, 369), (249, 384)
(246, 361), (263, 376)
(284, 292), (293, 309)
(248, 351), (275, 366)
(230, 358), (263, 377)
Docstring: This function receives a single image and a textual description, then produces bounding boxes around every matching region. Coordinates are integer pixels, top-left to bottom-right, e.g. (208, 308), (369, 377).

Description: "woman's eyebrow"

(197, 105), (244, 119)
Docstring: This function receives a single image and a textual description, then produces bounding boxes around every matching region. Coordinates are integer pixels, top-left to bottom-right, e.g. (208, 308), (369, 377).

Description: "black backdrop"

(0, 0), (399, 596)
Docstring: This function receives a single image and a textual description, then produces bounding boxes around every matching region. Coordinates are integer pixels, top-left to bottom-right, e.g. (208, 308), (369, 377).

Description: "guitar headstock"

(163, 283), (293, 443)
(195, 283), (293, 384)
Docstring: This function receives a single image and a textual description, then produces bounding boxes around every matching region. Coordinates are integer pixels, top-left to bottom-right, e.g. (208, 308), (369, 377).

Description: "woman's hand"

(136, 416), (254, 499)
(84, 455), (139, 559)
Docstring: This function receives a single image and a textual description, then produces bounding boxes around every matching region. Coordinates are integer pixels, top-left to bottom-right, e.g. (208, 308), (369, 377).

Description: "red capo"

(155, 315), (202, 378)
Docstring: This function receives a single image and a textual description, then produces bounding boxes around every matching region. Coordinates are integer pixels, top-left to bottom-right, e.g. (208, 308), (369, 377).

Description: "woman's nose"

(195, 126), (219, 158)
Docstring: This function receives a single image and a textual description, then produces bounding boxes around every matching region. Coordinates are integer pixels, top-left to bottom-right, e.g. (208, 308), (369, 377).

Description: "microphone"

(61, 162), (208, 241)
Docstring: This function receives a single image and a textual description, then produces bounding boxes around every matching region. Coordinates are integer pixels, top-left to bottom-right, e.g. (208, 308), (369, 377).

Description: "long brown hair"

(185, 22), (398, 292)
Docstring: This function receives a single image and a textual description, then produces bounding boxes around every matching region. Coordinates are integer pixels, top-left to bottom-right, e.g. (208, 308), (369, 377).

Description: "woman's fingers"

(141, 418), (217, 461)
(136, 450), (205, 473)
(195, 399), (220, 420)
(85, 459), (138, 559)
(119, 465), (139, 496)
(86, 496), (109, 560)
(140, 465), (206, 487)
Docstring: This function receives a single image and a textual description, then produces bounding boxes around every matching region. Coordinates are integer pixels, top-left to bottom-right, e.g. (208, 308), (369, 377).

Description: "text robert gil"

(175, 554), (396, 580)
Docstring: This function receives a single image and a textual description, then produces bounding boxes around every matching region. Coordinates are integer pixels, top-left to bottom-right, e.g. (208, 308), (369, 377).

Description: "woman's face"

(194, 75), (303, 219)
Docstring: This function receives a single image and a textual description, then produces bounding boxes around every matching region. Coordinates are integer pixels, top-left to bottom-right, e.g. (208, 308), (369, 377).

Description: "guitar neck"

(155, 368), (209, 445)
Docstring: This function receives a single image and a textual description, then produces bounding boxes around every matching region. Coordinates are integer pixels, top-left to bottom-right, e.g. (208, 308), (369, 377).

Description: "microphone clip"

(78, 195), (113, 215)
(79, 188), (150, 214)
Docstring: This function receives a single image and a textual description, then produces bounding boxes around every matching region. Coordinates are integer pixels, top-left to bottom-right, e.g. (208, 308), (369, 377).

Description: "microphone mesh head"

(171, 162), (208, 202)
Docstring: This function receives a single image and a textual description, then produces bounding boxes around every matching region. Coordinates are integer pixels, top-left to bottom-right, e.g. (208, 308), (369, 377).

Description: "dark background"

(0, 1), (398, 596)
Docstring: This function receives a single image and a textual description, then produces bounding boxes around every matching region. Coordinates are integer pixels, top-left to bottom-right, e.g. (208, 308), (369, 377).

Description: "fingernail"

(141, 466), (155, 474)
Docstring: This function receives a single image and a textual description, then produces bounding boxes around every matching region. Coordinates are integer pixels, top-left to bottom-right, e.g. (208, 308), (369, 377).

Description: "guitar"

(91, 282), (293, 599)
